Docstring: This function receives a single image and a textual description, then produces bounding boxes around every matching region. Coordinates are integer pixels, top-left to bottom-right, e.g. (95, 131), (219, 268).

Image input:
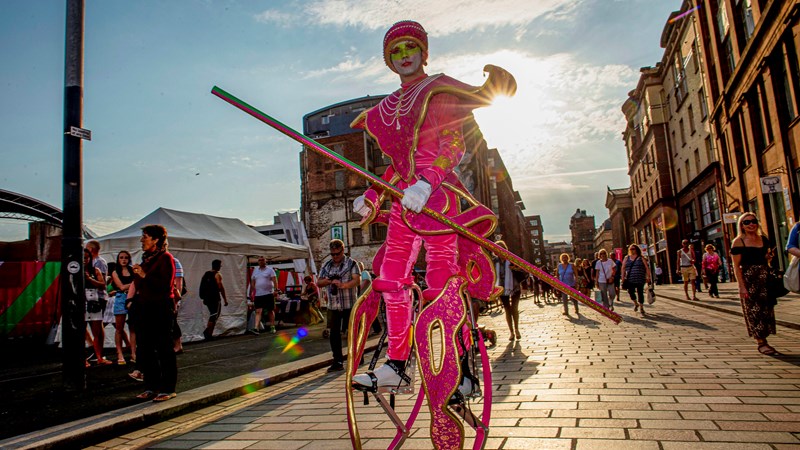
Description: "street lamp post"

(61, 0), (86, 391)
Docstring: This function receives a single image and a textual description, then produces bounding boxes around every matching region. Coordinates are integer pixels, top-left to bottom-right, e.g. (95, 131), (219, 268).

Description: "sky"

(0, 0), (682, 244)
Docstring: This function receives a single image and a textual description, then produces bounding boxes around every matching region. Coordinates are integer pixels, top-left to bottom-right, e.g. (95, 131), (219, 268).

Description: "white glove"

(401, 180), (432, 213)
(352, 195), (371, 218)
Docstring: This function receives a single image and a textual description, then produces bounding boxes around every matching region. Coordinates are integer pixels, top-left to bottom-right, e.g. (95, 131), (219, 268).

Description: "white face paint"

(390, 41), (424, 78)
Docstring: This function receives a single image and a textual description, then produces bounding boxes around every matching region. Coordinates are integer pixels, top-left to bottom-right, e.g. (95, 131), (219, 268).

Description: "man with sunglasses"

(317, 239), (361, 372)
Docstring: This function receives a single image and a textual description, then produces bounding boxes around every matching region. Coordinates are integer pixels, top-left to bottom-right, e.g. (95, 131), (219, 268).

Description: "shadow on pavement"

(638, 312), (717, 331)
(0, 323), (329, 440)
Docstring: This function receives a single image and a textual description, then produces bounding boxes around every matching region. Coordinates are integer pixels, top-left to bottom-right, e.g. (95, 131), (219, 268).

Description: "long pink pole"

(211, 86), (621, 324)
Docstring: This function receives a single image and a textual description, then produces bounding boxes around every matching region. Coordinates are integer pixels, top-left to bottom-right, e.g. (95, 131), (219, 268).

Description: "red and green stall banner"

(0, 261), (61, 339)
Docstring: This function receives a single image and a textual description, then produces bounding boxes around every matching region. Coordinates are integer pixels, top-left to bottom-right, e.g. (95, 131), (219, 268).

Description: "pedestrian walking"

(730, 212), (779, 355)
(677, 239), (698, 301)
(702, 244), (721, 298)
(557, 253), (578, 316)
(594, 249), (617, 310)
(318, 239), (360, 373)
(622, 244), (651, 316)
(495, 241), (524, 341)
(200, 259), (228, 340)
(249, 256), (277, 334)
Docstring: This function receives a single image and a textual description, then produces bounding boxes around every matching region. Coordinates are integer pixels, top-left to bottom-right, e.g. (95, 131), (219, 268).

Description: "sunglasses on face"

(330, 250), (343, 256)
(742, 219), (758, 226)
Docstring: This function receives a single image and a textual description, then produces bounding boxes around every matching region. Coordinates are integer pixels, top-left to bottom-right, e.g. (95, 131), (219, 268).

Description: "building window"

(688, 105), (696, 134)
(691, 41), (700, 73)
(759, 81), (774, 144)
(683, 202), (696, 230)
(531, 219), (538, 226)
(352, 228), (363, 246)
(732, 111), (751, 167)
(369, 223), (387, 242)
(747, 198), (759, 218)
(698, 88), (708, 121)
(705, 137), (714, 164)
(334, 170), (345, 190)
(532, 230), (539, 236)
(700, 188), (721, 227)
(679, 118), (686, 146)
(685, 159), (691, 182)
(747, 85), (768, 152)
(676, 168), (682, 187)
(776, 40), (799, 122)
(694, 149), (701, 172)
(672, 130), (677, 155)
(739, 0), (755, 43)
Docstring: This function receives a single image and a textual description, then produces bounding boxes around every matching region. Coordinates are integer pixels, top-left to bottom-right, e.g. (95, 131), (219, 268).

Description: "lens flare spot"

(662, 207), (679, 231)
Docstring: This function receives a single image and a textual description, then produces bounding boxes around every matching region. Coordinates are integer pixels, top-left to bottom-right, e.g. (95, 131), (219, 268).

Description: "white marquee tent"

(96, 207), (309, 342)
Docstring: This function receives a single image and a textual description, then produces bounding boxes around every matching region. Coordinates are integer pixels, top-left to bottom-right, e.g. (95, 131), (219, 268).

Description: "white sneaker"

(352, 362), (407, 389)
(458, 377), (473, 396)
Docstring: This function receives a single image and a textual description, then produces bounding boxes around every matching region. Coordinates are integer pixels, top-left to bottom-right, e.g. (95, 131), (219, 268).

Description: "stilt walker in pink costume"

(351, 19), (510, 390)
(345, 19), (516, 449)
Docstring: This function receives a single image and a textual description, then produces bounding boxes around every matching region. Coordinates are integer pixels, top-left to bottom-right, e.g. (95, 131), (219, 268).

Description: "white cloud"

(256, 0), (582, 35)
(253, 9), (295, 26)
(84, 216), (139, 237)
(302, 56), (384, 81)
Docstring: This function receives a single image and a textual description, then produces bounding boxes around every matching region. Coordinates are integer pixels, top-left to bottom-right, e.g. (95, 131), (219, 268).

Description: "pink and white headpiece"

(383, 20), (428, 72)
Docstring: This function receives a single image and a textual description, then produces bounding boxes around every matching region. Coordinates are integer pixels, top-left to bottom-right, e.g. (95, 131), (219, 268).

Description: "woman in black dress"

(730, 212), (778, 355)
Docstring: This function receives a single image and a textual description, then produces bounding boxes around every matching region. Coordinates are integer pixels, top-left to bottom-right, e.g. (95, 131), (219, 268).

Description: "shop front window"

(700, 188), (721, 227)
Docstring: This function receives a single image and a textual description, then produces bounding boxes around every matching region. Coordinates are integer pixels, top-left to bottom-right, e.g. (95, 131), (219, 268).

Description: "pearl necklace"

(379, 74), (441, 130)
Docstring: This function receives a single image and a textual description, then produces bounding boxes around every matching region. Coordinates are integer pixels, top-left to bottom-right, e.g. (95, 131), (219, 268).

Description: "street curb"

(0, 340), (379, 450)
(656, 291), (800, 331)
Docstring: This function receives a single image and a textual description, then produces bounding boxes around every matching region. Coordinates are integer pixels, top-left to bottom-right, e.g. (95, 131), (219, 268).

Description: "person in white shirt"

(593, 249), (617, 310)
(249, 256), (278, 334)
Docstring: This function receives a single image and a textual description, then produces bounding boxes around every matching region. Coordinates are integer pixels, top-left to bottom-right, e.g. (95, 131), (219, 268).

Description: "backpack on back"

(199, 270), (218, 304)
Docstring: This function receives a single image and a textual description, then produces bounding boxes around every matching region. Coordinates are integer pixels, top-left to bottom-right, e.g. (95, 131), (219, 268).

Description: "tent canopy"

(97, 207), (309, 259)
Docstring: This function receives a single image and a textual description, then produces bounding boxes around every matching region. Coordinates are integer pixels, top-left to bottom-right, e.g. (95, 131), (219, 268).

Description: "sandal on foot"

(758, 345), (780, 356)
(96, 359), (113, 366)
(152, 392), (176, 402)
(117, 359), (126, 365)
(136, 390), (156, 400)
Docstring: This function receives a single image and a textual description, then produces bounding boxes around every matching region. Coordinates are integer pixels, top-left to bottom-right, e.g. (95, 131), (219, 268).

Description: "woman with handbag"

(557, 253), (578, 316)
(702, 244), (721, 298)
(84, 248), (113, 366)
(620, 244), (651, 317)
(111, 251), (134, 364)
(730, 212), (779, 356)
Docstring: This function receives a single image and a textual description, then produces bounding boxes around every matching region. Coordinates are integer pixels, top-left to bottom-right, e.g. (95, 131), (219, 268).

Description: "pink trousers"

(374, 201), (458, 361)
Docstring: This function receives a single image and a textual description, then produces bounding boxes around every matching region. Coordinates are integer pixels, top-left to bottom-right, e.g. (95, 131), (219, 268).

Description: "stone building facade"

(694, 0), (800, 270)
(605, 187), (635, 251)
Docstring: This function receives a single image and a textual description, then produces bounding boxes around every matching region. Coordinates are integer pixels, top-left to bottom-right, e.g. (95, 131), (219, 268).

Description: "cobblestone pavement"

(93, 289), (800, 449)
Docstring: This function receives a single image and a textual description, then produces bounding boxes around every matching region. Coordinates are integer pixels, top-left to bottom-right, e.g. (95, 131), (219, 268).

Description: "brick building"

(301, 96), (387, 270)
(524, 215), (546, 267)
(694, 0), (800, 270)
(622, 64), (683, 281)
(569, 209), (596, 261)
(486, 148), (532, 262)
